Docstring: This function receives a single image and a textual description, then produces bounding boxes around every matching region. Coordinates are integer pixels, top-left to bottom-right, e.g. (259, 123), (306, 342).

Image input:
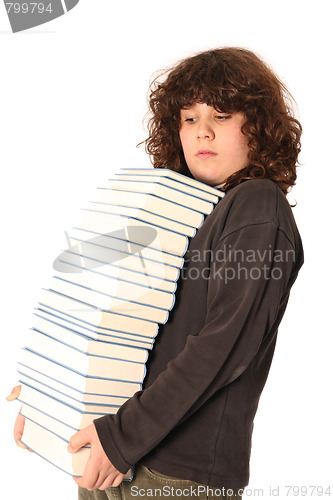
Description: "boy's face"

(179, 103), (250, 186)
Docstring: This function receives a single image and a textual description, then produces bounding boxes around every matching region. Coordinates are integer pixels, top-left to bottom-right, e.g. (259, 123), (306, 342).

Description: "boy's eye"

(182, 115), (231, 123)
(216, 114), (231, 121)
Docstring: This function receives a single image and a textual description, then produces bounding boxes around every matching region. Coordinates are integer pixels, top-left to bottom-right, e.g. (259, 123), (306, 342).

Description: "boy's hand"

(6, 385), (21, 402)
(6, 385), (31, 451)
(68, 424), (124, 491)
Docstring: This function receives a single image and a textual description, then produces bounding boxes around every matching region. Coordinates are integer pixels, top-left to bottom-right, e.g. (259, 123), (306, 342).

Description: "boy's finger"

(68, 425), (92, 453)
(74, 456), (99, 490)
(6, 385), (21, 401)
(13, 412), (32, 451)
(14, 412), (25, 442)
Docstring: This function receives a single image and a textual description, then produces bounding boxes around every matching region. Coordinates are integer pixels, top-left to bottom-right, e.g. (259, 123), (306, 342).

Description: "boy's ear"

(4, 0), (80, 33)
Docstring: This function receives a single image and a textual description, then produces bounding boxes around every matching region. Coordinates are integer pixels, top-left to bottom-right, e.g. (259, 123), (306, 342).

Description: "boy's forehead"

(180, 99), (227, 113)
(181, 102), (212, 110)
(176, 88), (234, 111)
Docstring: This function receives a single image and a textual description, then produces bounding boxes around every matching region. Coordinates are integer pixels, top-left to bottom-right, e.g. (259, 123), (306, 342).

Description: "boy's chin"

(193, 175), (222, 187)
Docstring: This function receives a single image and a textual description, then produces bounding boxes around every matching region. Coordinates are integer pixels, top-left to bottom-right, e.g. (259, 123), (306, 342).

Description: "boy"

(9, 47), (304, 499)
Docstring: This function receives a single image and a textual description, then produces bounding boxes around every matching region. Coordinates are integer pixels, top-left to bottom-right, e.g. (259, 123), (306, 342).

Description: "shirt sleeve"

(94, 220), (296, 473)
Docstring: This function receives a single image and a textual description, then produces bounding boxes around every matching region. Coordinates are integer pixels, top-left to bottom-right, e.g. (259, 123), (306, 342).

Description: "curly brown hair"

(142, 47), (302, 194)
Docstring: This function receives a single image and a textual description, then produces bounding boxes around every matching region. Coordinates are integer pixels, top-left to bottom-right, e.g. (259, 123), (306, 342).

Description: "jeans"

(78, 464), (243, 500)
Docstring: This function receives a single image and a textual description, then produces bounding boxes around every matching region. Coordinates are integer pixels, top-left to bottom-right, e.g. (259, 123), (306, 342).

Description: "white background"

(0, 1), (332, 499)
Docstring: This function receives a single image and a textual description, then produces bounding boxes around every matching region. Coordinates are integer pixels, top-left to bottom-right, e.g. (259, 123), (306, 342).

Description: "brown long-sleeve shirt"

(94, 178), (304, 489)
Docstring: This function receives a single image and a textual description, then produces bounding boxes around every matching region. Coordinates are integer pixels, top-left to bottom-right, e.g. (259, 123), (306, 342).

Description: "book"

(18, 365), (129, 406)
(48, 277), (170, 324)
(113, 173), (220, 204)
(19, 379), (121, 415)
(105, 179), (214, 214)
(54, 243), (179, 288)
(94, 188), (204, 228)
(31, 314), (149, 362)
(76, 209), (189, 257)
(21, 403), (81, 440)
(34, 308), (154, 349)
(19, 414), (133, 479)
(23, 330), (146, 382)
(20, 416), (91, 477)
(17, 168), (224, 478)
(53, 263), (176, 309)
(19, 384), (114, 429)
(65, 227), (185, 269)
(118, 168), (223, 197)
(38, 289), (159, 339)
(87, 202), (197, 238)
(19, 349), (142, 397)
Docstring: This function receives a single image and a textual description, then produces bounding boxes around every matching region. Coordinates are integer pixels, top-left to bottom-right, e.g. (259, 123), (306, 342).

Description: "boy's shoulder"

(227, 177), (281, 202)
(212, 179), (300, 241)
(222, 178), (287, 222)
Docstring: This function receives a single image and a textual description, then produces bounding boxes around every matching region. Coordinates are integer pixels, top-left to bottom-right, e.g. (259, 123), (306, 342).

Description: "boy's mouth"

(196, 150), (217, 159)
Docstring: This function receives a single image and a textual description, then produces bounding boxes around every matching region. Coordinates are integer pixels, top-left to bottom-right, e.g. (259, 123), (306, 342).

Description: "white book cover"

(119, 168), (225, 197)
(113, 173), (220, 203)
(20, 417), (90, 477)
(87, 202), (196, 237)
(38, 289), (159, 339)
(53, 263), (175, 310)
(24, 330), (147, 382)
(31, 316), (149, 362)
(94, 187), (205, 228)
(77, 209), (189, 256)
(34, 308), (154, 349)
(48, 278), (170, 324)
(18, 365), (128, 406)
(19, 378), (121, 415)
(54, 245), (177, 292)
(19, 384), (108, 429)
(19, 350), (142, 398)
(19, 412), (133, 480)
(66, 227), (184, 269)
(106, 179), (214, 214)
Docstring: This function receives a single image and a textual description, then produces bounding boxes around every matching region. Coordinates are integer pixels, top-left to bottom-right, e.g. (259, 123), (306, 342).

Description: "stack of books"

(17, 168), (224, 477)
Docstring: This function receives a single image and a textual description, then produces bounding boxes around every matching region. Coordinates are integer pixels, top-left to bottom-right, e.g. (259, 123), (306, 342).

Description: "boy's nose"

(197, 122), (215, 140)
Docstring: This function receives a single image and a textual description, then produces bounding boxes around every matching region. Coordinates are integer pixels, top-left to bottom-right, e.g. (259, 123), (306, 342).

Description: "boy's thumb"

(68, 428), (89, 454)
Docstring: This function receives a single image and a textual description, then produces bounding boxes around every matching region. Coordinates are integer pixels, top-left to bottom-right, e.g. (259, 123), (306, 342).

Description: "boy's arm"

(92, 220), (299, 474)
